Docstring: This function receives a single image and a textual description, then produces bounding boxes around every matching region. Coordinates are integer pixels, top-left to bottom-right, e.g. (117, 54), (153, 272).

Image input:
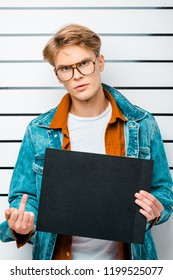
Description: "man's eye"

(59, 66), (70, 72)
(79, 60), (90, 67)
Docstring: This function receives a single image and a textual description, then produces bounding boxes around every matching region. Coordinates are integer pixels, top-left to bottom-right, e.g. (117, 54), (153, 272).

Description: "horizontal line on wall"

(117, 87), (173, 90)
(0, 194), (8, 197)
(0, 166), (172, 171)
(0, 140), (172, 144)
(1, 113), (173, 117)
(0, 33), (173, 37)
(0, 167), (14, 170)
(0, 140), (22, 143)
(100, 33), (173, 37)
(1, 60), (173, 63)
(1, 87), (173, 90)
(0, 113), (40, 116)
(107, 60), (173, 63)
(0, 86), (64, 90)
(0, 7), (173, 10)
(152, 113), (173, 116)
(0, 60), (45, 63)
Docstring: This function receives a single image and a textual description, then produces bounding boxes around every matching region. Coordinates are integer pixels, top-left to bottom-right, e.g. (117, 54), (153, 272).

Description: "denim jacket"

(0, 83), (173, 260)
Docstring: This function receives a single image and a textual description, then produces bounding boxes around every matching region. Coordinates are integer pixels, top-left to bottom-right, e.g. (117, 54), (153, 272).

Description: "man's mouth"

(74, 84), (89, 90)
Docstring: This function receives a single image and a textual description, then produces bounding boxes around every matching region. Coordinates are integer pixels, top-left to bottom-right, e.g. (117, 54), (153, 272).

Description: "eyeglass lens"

(56, 58), (97, 82)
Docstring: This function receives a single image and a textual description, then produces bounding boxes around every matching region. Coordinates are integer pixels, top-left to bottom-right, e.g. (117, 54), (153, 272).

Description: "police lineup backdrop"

(0, 0), (173, 260)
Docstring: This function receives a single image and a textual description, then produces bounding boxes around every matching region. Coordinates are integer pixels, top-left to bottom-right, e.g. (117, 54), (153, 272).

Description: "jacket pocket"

(32, 155), (45, 175)
(139, 147), (151, 160)
(32, 156), (45, 199)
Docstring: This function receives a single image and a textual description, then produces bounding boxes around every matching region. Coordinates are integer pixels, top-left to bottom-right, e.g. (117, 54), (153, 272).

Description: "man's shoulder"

(134, 105), (155, 121)
(28, 107), (58, 129)
(103, 83), (156, 124)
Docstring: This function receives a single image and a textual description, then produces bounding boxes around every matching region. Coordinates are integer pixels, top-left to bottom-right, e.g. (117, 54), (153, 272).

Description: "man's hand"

(135, 190), (164, 222)
(5, 194), (35, 235)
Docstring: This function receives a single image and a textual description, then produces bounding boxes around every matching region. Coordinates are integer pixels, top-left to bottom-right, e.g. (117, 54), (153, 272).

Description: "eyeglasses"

(55, 56), (98, 82)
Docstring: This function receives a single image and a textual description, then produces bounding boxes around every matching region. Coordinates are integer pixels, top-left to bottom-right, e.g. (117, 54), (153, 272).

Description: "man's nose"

(73, 67), (83, 79)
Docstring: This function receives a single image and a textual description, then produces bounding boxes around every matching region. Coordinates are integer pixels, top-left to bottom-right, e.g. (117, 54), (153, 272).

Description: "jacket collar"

(37, 83), (147, 129)
(102, 83), (147, 121)
(49, 88), (126, 130)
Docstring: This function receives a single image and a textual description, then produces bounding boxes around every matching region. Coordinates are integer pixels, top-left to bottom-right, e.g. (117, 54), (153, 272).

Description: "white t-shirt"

(67, 103), (119, 260)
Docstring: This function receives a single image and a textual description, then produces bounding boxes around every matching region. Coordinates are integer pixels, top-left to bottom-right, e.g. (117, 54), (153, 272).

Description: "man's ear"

(54, 68), (62, 84)
(99, 55), (105, 72)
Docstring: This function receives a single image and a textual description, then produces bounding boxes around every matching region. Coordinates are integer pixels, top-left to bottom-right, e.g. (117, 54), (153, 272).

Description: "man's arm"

(135, 118), (173, 226)
(0, 125), (38, 246)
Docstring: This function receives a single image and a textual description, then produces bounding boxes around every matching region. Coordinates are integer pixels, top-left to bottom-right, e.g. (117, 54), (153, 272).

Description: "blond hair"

(43, 24), (101, 66)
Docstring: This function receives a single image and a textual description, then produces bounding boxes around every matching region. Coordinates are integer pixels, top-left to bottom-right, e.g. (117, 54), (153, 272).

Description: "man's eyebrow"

(56, 57), (93, 69)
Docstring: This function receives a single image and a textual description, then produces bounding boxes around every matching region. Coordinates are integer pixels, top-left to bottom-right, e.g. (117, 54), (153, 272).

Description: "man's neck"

(69, 87), (109, 117)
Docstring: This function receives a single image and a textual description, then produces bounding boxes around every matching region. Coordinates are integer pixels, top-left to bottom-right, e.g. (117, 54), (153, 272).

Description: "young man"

(0, 24), (173, 260)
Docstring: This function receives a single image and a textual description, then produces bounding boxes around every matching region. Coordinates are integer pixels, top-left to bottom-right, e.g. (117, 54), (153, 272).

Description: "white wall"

(0, 0), (173, 260)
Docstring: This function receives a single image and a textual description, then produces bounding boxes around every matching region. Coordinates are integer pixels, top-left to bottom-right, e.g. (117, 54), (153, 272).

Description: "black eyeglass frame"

(54, 56), (99, 82)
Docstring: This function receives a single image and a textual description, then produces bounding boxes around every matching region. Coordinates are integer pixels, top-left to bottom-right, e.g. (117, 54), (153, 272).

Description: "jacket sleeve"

(0, 125), (38, 245)
(149, 119), (173, 226)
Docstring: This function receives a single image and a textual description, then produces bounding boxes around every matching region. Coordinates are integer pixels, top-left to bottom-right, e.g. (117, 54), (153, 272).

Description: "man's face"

(54, 45), (104, 102)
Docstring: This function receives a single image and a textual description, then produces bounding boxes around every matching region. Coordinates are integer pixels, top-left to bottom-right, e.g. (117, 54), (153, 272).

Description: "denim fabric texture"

(0, 83), (173, 260)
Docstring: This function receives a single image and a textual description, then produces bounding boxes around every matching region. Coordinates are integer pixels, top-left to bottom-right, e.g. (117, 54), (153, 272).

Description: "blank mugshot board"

(0, 0), (173, 260)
